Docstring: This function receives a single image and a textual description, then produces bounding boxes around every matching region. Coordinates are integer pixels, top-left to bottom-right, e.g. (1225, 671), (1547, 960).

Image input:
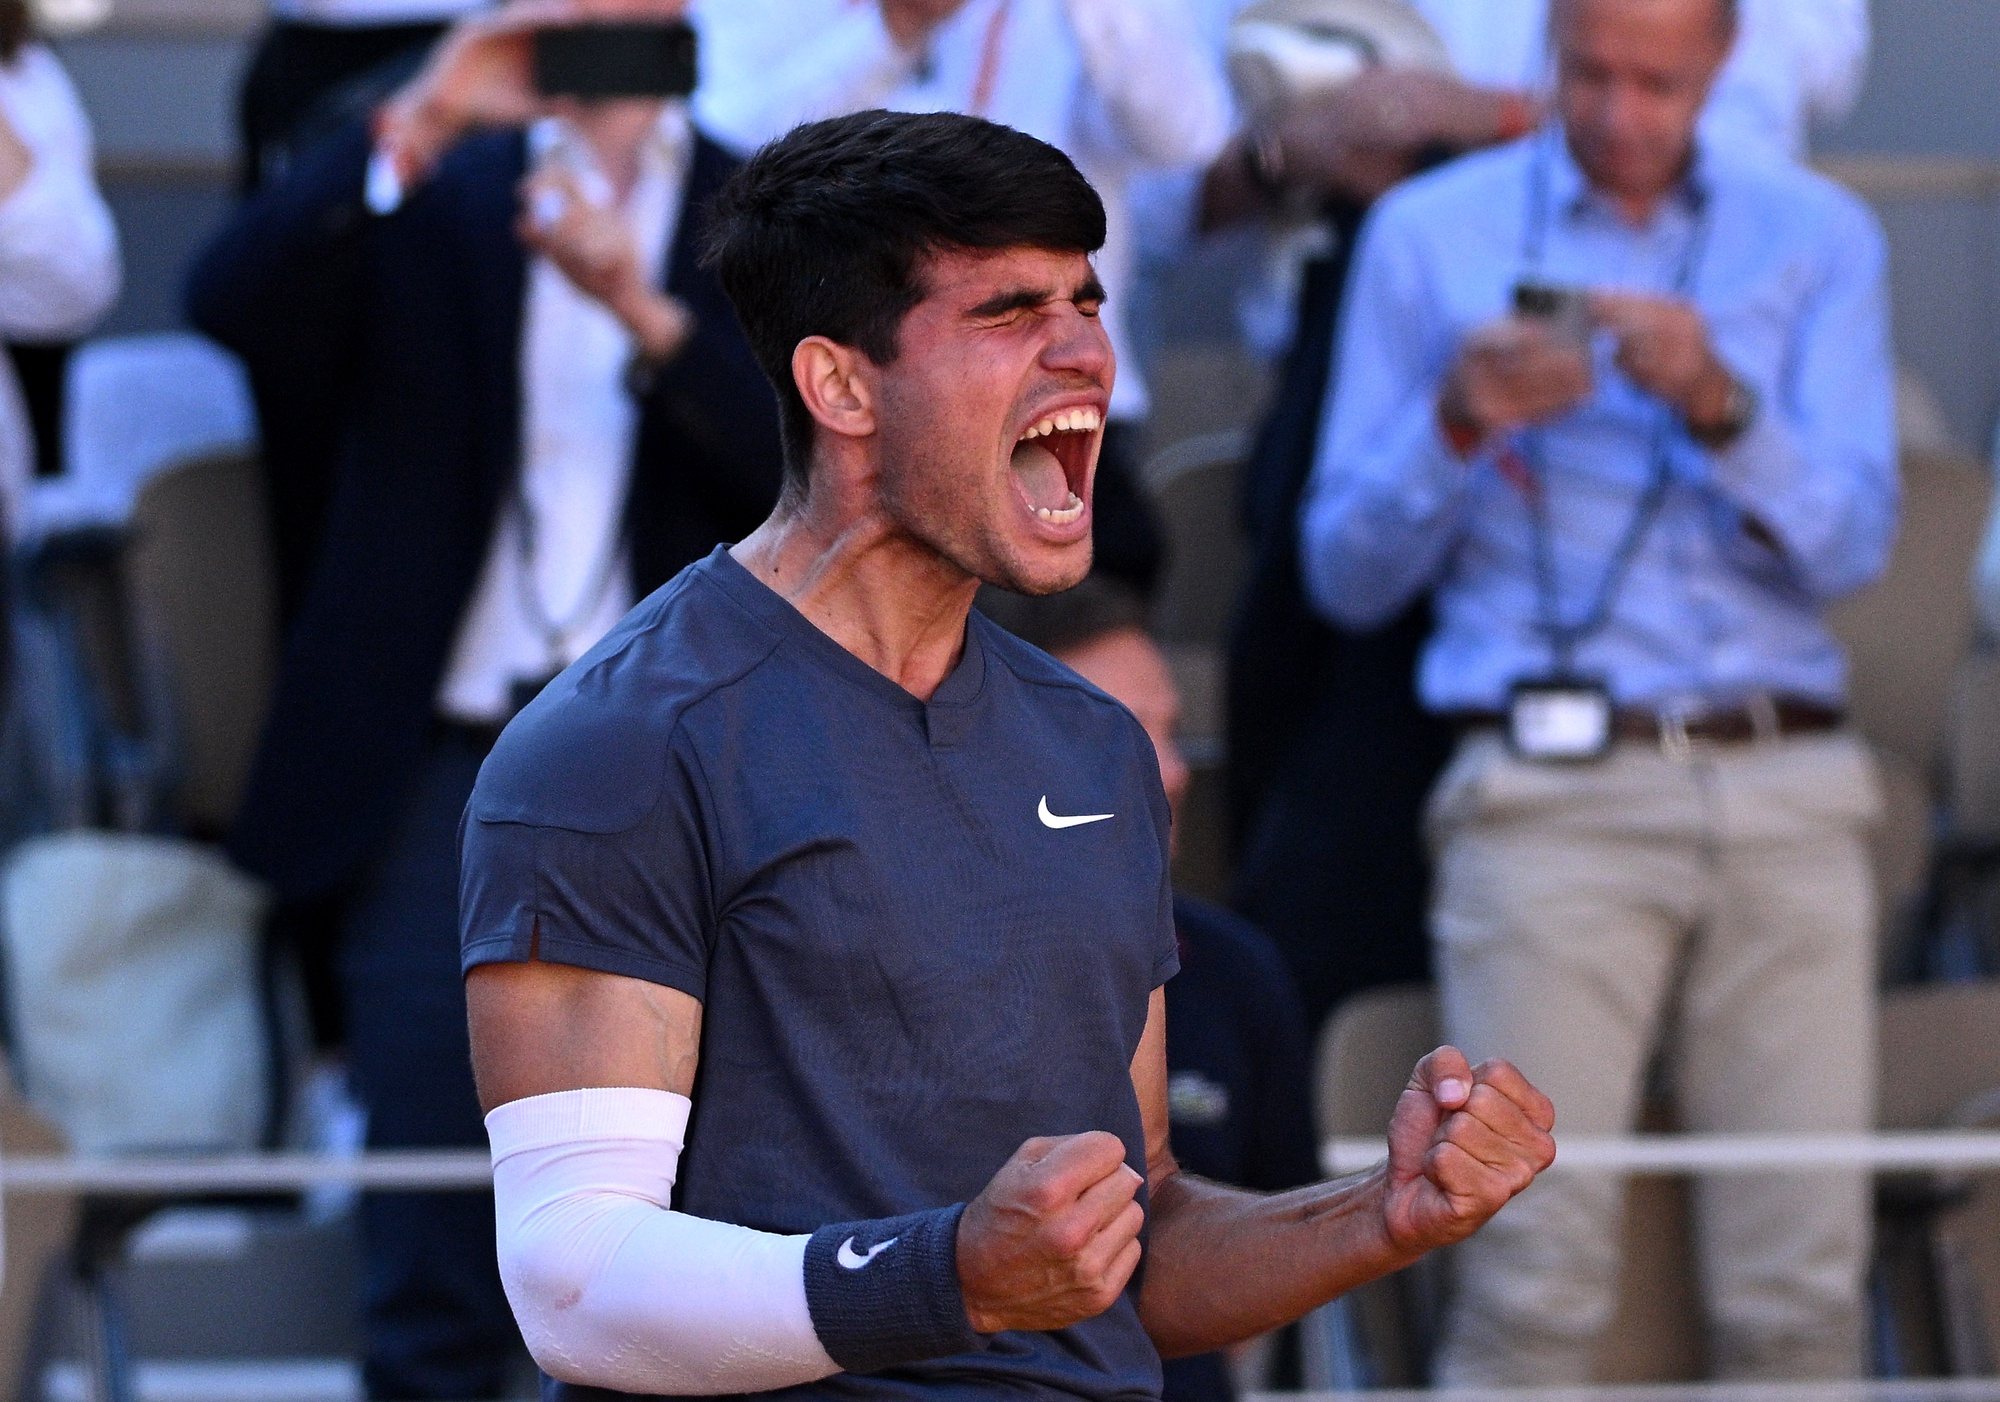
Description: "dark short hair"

(976, 576), (1150, 659)
(702, 109), (1108, 494)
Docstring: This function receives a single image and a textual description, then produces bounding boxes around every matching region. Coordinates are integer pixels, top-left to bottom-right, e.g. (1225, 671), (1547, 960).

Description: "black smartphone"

(1512, 278), (1593, 344)
(533, 19), (699, 100)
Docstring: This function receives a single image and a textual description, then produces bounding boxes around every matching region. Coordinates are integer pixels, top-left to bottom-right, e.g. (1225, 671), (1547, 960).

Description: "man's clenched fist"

(957, 1131), (1146, 1334)
(1379, 1048), (1556, 1256)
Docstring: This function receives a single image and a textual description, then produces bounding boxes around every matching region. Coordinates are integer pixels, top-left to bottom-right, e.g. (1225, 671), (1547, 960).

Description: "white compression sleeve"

(487, 1087), (841, 1395)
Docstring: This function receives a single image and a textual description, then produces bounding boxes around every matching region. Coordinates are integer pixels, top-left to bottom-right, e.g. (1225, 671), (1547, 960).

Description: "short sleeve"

(459, 726), (719, 1001)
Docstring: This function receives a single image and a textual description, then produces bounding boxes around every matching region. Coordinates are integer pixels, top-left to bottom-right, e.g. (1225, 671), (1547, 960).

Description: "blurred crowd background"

(2, 1), (2000, 1400)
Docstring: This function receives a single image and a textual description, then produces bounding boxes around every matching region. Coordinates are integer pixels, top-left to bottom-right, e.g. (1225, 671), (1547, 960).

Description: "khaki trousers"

(1425, 730), (1881, 1385)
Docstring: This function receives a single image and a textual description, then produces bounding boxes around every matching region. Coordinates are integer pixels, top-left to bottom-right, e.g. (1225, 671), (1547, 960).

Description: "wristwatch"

(1690, 371), (1758, 449)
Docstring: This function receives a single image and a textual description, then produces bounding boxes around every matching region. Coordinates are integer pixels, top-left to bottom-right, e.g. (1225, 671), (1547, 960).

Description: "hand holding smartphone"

(1512, 278), (1593, 347)
(372, 2), (696, 211)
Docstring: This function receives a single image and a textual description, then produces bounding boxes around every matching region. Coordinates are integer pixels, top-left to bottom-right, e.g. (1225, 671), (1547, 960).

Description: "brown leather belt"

(1451, 697), (1845, 754)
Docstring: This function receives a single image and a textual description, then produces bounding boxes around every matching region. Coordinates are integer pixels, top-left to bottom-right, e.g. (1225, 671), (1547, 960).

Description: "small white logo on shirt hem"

(1039, 796), (1114, 829)
(836, 1236), (898, 1269)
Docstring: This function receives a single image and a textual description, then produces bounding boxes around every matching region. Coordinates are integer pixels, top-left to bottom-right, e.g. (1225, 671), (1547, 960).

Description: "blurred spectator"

(238, 0), (476, 192)
(1300, 0), (1893, 1383)
(0, 1), (118, 536)
(1204, 0), (1870, 1029)
(0, 0), (117, 709)
(186, 2), (782, 1393)
(233, 0), (481, 641)
(1210, 1), (1532, 1028)
(694, 0), (1233, 597)
(980, 575), (1318, 1402)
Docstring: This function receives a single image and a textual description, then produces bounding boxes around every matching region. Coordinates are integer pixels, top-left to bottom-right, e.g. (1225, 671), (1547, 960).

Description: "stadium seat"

(1830, 447), (1992, 977)
(1875, 979), (2000, 1374)
(21, 332), (254, 541)
(1143, 429), (1253, 649)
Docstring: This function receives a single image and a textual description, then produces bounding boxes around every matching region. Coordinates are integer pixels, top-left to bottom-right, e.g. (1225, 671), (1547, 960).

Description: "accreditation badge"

(1506, 677), (1614, 762)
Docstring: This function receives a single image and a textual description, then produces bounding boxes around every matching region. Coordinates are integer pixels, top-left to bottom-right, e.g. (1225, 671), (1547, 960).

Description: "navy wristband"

(802, 1203), (986, 1374)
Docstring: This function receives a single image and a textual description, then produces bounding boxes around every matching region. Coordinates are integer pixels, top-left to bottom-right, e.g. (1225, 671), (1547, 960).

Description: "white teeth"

(1018, 407), (1102, 443)
(1033, 491), (1085, 525)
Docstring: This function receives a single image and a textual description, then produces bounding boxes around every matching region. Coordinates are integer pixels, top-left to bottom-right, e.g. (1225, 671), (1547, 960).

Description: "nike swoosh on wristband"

(836, 1236), (898, 1270)
(1038, 796), (1114, 829)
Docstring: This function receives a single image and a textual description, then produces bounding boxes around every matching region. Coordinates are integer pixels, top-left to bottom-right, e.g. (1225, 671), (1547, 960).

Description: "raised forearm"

(1136, 1165), (1412, 1358)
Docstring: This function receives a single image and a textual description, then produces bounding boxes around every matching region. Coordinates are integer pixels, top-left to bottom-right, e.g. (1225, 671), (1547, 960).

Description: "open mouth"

(1009, 406), (1102, 527)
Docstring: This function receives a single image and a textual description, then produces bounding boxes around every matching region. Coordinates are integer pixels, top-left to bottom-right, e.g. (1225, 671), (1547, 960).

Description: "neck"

(567, 100), (667, 200)
(1568, 132), (1697, 228)
(731, 483), (980, 703)
(1609, 186), (1671, 223)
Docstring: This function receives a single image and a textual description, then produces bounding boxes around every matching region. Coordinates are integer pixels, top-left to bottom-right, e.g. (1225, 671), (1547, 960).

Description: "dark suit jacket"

(187, 117), (783, 902)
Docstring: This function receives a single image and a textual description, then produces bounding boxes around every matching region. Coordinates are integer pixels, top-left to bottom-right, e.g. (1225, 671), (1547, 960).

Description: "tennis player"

(458, 108), (1556, 1400)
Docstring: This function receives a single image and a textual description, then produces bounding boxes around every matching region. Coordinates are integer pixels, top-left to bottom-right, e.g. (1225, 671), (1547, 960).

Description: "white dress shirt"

(693, 0), (1232, 422)
(436, 107), (690, 725)
(0, 44), (119, 537)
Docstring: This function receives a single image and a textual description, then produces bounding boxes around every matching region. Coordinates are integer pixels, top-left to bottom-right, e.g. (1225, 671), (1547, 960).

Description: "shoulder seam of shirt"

(623, 565), (792, 729)
(473, 568), (787, 839)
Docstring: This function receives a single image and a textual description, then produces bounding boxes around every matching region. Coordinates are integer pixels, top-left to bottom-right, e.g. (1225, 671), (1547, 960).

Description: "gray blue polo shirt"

(461, 546), (1180, 1401)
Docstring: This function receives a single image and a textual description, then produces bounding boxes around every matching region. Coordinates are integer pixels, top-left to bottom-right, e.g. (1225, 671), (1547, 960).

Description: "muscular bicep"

(466, 961), (703, 1113)
(1130, 986), (1178, 1188)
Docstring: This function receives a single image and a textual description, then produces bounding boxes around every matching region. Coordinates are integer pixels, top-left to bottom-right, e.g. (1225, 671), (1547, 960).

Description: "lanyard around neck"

(1517, 130), (1713, 675)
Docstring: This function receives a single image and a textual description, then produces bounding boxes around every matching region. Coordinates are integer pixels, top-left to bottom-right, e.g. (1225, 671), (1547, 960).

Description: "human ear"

(791, 337), (876, 440)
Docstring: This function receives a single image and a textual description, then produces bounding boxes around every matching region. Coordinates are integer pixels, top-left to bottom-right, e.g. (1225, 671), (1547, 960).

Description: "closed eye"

(967, 275), (1108, 324)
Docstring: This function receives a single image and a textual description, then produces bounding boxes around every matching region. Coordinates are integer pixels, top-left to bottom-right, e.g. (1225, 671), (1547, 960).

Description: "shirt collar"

(1544, 126), (1711, 227)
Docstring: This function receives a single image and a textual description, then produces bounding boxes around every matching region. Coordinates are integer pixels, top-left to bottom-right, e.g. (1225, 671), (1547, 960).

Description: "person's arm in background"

(693, 0), (948, 151)
(182, 116), (376, 373)
(1703, 192), (1896, 601)
(1199, 69), (1534, 232)
(190, 0), (585, 375)
(1701, 0), (1868, 160)
(0, 47), (118, 339)
(1062, 0), (1231, 169)
(1785, 0), (1869, 133)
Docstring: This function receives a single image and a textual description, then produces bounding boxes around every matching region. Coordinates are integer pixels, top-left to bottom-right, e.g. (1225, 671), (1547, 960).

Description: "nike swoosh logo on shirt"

(836, 1236), (898, 1270)
(1039, 796), (1114, 829)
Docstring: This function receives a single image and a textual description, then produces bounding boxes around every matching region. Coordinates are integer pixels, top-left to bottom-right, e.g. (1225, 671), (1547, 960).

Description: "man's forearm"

(1136, 1165), (1413, 1358)
(1061, 0), (1230, 168)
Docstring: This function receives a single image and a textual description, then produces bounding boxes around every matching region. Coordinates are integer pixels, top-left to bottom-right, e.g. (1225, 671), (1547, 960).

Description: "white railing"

(5, 1132), (2000, 1198)
(1322, 1132), (2000, 1178)
(0, 1150), (494, 1194)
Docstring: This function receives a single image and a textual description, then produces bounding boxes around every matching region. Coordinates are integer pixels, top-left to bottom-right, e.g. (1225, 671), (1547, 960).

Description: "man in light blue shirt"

(1300, 0), (1894, 1384)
